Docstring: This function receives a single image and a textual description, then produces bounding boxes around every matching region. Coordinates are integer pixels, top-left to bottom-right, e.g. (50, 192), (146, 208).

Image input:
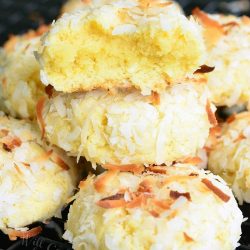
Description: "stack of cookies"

(0, 0), (249, 249)
(37, 0), (243, 249)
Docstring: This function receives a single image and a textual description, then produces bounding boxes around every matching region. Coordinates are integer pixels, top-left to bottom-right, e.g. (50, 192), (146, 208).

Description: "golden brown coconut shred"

(6, 226), (42, 241)
(202, 178), (230, 202)
(192, 8), (224, 48)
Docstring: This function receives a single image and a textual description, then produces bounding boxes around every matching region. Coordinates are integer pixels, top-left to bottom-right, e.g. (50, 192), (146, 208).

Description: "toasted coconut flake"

(203, 146), (212, 153)
(206, 101), (217, 126)
(192, 8), (224, 48)
(2, 144), (11, 152)
(222, 21), (239, 28)
(189, 173), (199, 177)
(32, 149), (53, 162)
(21, 162), (30, 168)
(126, 194), (145, 208)
(138, 179), (153, 193)
(97, 194), (126, 208)
(1, 135), (22, 151)
(194, 65), (215, 74)
(14, 164), (23, 175)
(183, 232), (194, 242)
(179, 157), (202, 165)
(149, 210), (160, 217)
(170, 190), (191, 201)
(97, 190), (154, 209)
(153, 199), (172, 210)
(185, 77), (207, 85)
(94, 170), (119, 193)
(150, 91), (160, 105)
(233, 133), (246, 143)
(45, 84), (54, 98)
(36, 96), (47, 139)
(50, 152), (69, 170)
(97, 199), (126, 208)
(202, 178), (230, 202)
(209, 126), (222, 137)
(226, 114), (236, 124)
(7, 226), (42, 241)
(148, 166), (167, 174)
(101, 193), (124, 201)
(102, 164), (144, 174)
(222, 21), (239, 33)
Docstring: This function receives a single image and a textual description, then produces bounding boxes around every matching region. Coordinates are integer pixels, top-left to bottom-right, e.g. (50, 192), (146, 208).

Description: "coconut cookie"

(39, 0), (205, 94)
(64, 165), (243, 250)
(0, 26), (49, 119)
(208, 112), (250, 204)
(193, 9), (250, 107)
(0, 115), (80, 236)
(39, 83), (216, 167)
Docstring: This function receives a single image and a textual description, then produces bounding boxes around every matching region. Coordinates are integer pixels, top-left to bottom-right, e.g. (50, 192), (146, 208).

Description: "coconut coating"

(41, 83), (215, 167)
(61, 0), (107, 13)
(0, 115), (80, 233)
(64, 165), (243, 250)
(39, 0), (205, 95)
(193, 9), (250, 107)
(61, 0), (182, 14)
(0, 26), (49, 119)
(0, 49), (8, 113)
(208, 112), (250, 204)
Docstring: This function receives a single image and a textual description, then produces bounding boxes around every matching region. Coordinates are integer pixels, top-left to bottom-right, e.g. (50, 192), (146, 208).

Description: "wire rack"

(0, 0), (250, 249)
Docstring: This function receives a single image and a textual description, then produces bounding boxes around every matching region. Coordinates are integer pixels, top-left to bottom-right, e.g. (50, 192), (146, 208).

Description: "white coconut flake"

(112, 24), (137, 35)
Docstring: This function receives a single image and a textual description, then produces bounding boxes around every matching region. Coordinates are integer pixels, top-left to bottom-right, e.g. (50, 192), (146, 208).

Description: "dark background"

(0, 0), (250, 249)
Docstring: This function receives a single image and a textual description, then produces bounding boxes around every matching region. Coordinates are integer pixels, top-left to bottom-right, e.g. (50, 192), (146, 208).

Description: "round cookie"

(0, 26), (49, 119)
(64, 165), (243, 250)
(208, 112), (250, 204)
(40, 83), (215, 167)
(193, 9), (250, 107)
(39, 0), (205, 94)
(0, 115), (80, 235)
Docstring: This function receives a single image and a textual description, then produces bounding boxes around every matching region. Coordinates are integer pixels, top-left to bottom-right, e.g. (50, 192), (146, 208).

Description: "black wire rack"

(0, 0), (250, 249)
